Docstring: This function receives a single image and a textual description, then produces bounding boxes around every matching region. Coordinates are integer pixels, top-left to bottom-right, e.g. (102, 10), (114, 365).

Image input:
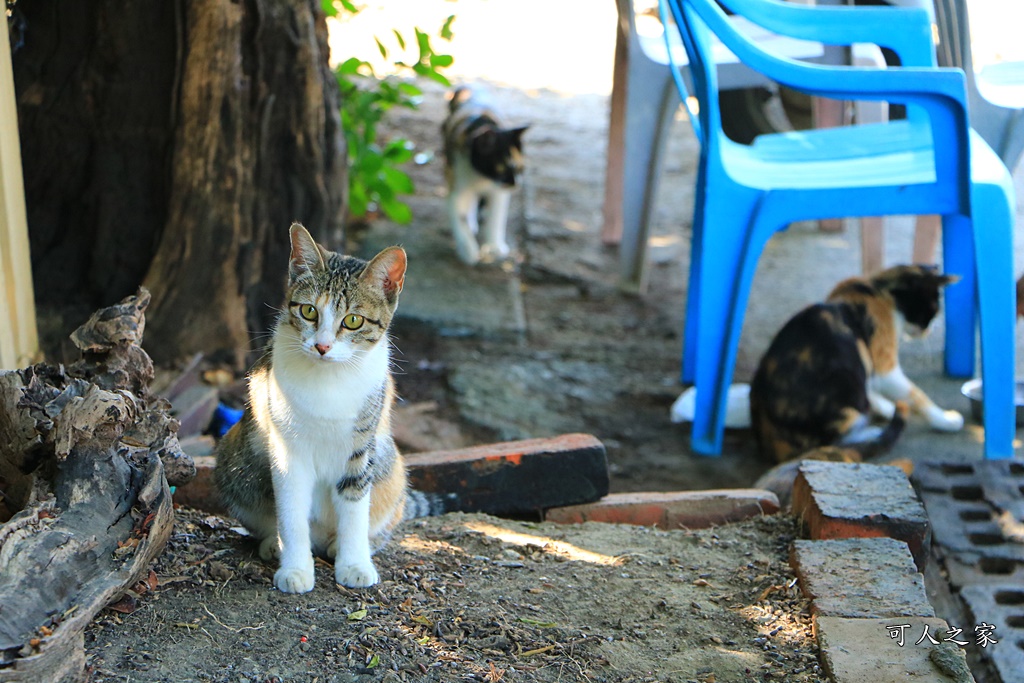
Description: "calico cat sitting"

(442, 85), (528, 265)
(215, 224), (437, 593)
(750, 265), (962, 463)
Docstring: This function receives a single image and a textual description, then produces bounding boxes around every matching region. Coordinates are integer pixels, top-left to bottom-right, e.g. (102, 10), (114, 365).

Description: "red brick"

(793, 461), (930, 570)
(544, 489), (779, 529)
(171, 454), (223, 514)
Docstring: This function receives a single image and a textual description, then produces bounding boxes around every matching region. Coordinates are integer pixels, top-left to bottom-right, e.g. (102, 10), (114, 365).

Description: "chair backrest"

(661, 0), (721, 151)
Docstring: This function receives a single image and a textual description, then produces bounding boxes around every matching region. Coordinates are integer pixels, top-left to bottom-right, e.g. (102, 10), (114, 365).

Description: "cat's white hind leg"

(867, 390), (896, 419)
(448, 188), (481, 265)
(872, 368), (963, 432)
(479, 189), (512, 263)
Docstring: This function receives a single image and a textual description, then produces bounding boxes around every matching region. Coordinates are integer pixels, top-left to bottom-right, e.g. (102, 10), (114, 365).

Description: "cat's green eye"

(342, 313), (364, 330)
(297, 304), (318, 322)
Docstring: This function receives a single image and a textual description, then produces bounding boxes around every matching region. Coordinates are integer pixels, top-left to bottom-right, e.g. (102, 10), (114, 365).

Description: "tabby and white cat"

(215, 223), (414, 593)
(750, 265), (962, 463)
(442, 85), (528, 265)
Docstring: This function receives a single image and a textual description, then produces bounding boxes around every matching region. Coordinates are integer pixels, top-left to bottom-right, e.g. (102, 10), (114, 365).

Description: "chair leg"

(941, 212), (977, 379)
(860, 217), (884, 275)
(969, 184), (1017, 459)
(681, 165), (708, 385)
(912, 214), (941, 265)
(689, 192), (772, 455)
(601, 18), (630, 246)
(619, 75), (679, 293)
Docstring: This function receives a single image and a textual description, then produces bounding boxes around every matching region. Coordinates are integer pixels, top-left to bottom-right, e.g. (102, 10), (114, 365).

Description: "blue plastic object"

(661, 0), (1016, 458)
(212, 402), (244, 438)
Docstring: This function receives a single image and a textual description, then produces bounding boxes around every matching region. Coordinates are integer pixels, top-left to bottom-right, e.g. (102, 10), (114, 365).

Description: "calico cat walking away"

(750, 265), (962, 463)
(442, 85), (528, 265)
(216, 223), (426, 593)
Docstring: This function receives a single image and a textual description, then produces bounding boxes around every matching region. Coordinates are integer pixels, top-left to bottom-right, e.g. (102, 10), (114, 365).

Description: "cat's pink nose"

(315, 343), (331, 356)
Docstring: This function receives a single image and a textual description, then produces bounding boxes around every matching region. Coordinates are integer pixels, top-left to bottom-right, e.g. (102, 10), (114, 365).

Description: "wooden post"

(0, 17), (38, 369)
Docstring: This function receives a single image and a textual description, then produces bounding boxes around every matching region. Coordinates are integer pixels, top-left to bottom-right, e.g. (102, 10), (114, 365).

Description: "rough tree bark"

(11, 0), (346, 367)
(0, 289), (194, 683)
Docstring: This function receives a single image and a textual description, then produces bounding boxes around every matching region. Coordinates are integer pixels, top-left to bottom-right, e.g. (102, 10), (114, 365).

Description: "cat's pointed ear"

(508, 125), (529, 146)
(363, 246), (407, 303)
(289, 222), (325, 283)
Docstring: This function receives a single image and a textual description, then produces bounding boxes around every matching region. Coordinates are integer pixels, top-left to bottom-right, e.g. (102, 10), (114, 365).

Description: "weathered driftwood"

(0, 289), (193, 682)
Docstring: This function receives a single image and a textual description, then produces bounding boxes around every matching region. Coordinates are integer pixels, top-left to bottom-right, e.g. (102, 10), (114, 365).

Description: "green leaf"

(429, 54), (454, 69)
(367, 653), (380, 669)
(349, 181), (369, 217)
(415, 28), (430, 62)
(375, 37), (388, 60)
(340, 0), (359, 13)
(440, 15), (456, 41)
(382, 167), (415, 194)
(425, 70), (451, 87)
(393, 29), (406, 50)
(383, 139), (414, 164)
(380, 198), (413, 224)
(398, 82), (422, 97)
(348, 609), (368, 621)
(336, 57), (364, 76)
(321, 0), (338, 18)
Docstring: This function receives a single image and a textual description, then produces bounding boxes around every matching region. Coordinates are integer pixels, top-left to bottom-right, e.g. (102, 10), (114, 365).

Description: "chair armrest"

(716, 0), (936, 67)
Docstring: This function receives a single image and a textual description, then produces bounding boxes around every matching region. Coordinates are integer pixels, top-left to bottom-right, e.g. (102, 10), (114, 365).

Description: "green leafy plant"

(325, 1), (455, 225)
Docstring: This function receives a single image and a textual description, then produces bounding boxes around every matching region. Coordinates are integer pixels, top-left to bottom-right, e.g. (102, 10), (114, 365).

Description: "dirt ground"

(84, 508), (825, 683)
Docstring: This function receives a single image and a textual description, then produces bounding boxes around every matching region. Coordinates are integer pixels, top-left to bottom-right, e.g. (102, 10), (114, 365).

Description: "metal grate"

(912, 460), (1024, 683)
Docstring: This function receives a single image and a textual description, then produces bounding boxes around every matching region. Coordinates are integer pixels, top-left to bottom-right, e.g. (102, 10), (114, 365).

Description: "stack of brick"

(792, 461), (975, 683)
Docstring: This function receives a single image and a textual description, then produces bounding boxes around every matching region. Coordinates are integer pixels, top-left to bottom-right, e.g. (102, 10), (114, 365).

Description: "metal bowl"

(960, 378), (1024, 425)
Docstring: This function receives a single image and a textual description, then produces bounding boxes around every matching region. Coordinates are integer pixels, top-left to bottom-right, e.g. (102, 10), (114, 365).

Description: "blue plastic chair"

(662, 0), (1017, 459)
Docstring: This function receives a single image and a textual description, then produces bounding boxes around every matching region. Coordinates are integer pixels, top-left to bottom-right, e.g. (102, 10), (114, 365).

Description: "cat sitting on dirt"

(215, 223), (444, 593)
(750, 264), (962, 463)
(442, 85), (528, 265)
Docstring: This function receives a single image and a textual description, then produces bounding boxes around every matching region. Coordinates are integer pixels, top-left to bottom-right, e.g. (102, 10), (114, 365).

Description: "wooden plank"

(406, 433), (609, 515)
(0, 17), (38, 370)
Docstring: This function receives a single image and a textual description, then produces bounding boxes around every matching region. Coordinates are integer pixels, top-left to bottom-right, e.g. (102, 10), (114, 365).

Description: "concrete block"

(791, 538), (934, 618)
(816, 616), (975, 683)
(793, 461), (930, 570)
(544, 489), (779, 529)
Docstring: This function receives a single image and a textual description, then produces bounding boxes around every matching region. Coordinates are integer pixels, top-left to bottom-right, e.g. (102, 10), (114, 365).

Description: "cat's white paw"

(274, 563), (315, 593)
(929, 408), (964, 432)
(454, 240), (480, 266)
(335, 561), (379, 588)
(479, 243), (510, 264)
(867, 393), (897, 420)
(258, 536), (281, 561)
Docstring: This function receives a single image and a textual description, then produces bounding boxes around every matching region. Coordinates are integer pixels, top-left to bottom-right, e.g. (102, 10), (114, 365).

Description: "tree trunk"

(12, 0), (346, 368)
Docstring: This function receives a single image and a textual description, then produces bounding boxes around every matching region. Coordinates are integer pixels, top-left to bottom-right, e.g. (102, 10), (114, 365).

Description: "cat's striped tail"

(403, 489), (459, 520)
